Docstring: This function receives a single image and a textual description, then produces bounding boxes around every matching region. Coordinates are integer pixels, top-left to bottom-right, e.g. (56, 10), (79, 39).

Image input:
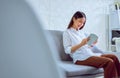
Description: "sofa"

(47, 30), (104, 78)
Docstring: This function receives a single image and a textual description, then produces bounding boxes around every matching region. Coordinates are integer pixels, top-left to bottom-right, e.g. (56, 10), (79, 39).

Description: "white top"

(63, 28), (102, 63)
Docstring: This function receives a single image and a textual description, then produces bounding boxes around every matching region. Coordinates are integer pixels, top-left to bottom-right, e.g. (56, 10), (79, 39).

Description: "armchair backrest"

(46, 30), (73, 61)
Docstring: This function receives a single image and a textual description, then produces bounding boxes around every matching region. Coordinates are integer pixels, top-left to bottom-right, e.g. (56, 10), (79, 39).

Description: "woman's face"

(72, 17), (85, 30)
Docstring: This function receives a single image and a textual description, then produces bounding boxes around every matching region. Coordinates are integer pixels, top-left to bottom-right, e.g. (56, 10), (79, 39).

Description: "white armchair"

(0, 0), (64, 78)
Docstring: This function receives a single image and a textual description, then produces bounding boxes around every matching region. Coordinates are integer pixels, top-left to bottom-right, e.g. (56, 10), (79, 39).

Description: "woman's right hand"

(80, 38), (89, 46)
(71, 38), (89, 53)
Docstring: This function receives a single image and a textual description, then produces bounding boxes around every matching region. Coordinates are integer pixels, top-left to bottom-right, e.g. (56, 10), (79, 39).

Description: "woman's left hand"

(93, 40), (98, 45)
(89, 40), (98, 48)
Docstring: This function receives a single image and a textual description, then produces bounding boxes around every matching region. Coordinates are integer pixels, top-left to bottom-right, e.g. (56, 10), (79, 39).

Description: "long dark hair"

(67, 11), (86, 30)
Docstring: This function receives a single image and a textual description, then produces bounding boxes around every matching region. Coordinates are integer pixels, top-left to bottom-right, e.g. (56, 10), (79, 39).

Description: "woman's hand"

(93, 40), (98, 45)
(89, 40), (98, 48)
(80, 38), (89, 46)
(71, 38), (89, 53)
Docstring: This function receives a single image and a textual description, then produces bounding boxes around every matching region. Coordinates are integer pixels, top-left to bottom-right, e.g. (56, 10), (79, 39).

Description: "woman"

(63, 11), (120, 78)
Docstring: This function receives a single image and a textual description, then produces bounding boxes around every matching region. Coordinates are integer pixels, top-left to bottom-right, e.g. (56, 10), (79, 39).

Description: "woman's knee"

(102, 54), (118, 60)
(108, 59), (115, 66)
(106, 58), (114, 64)
(109, 54), (118, 61)
(110, 54), (117, 58)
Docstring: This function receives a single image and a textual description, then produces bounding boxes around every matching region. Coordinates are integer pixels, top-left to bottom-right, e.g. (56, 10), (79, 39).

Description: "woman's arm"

(71, 38), (88, 53)
(63, 31), (89, 54)
(63, 32), (72, 54)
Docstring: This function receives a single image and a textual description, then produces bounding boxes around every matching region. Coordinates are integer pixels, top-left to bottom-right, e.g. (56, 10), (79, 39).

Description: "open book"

(87, 33), (98, 46)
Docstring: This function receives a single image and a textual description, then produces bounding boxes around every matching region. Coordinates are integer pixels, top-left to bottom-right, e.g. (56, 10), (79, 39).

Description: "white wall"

(28, 0), (114, 51)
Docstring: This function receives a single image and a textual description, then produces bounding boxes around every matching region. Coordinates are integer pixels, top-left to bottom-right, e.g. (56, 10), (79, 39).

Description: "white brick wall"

(28, 0), (115, 51)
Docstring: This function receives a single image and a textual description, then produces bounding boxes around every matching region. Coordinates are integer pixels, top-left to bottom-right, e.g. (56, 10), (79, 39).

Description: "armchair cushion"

(60, 61), (103, 77)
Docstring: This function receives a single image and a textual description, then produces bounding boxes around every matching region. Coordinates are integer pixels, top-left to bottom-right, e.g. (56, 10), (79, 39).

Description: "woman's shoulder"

(63, 28), (70, 33)
(63, 29), (71, 36)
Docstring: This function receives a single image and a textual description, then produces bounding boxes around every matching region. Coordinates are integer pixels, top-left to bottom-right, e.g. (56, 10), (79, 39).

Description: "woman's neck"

(71, 27), (79, 31)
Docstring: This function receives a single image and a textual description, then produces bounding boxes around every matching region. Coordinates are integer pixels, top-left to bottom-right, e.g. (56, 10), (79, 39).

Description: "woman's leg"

(101, 54), (120, 77)
(75, 56), (118, 78)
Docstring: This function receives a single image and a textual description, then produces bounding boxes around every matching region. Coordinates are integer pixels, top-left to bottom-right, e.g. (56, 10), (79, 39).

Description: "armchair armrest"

(91, 46), (120, 60)
(91, 46), (104, 54)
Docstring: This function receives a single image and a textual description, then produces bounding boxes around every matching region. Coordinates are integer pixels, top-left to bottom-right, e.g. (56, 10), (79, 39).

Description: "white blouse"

(63, 28), (102, 63)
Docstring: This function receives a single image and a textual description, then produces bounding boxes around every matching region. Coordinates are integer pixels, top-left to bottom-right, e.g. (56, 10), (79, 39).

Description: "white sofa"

(47, 30), (105, 78)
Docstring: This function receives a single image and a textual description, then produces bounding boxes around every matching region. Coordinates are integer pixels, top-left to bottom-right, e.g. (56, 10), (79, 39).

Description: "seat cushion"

(59, 61), (104, 77)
